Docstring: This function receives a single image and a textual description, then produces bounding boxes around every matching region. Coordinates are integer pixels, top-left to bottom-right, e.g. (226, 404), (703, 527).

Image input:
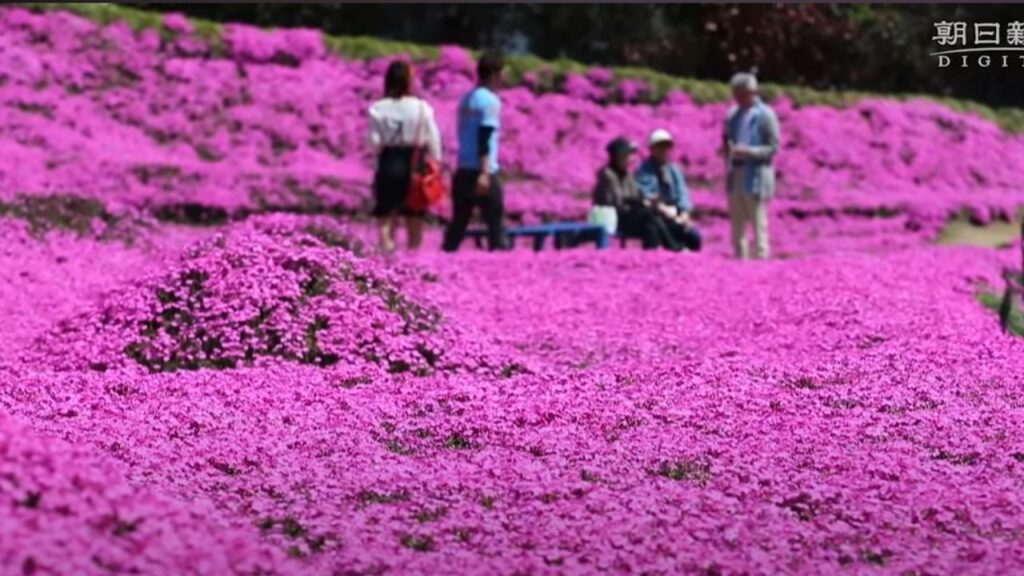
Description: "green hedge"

(20, 2), (1024, 134)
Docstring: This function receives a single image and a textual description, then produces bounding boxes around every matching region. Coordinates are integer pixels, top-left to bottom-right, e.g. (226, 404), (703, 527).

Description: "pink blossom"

(161, 12), (193, 36)
(0, 6), (1022, 575)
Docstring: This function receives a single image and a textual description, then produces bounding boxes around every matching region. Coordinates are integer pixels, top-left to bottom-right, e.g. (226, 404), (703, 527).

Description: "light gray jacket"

(724, 100), (780, 199)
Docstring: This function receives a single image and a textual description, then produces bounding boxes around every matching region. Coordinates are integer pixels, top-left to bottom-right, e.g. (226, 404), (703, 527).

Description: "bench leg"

(533, 234), (547, 252)
(569, 232), (582, 249)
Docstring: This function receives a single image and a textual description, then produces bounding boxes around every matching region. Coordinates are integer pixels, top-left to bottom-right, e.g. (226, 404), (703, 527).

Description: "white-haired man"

(723, 72), (780, 260)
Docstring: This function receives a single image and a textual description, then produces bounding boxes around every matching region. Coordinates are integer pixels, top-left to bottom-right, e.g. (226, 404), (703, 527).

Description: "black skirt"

(373, 146), (425, 217)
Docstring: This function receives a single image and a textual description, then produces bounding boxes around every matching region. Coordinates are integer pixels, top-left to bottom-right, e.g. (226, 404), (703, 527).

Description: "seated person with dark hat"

(591, 137), (668, 250)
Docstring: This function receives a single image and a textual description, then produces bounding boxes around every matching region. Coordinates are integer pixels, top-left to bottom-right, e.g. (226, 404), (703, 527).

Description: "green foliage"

(443, 432), (474, 450)
(0, 194), (136, 243)
(357, 489), (410, 505)
(413, 506), (448, 523)
(254, 516), (333, 555)
(322, 34), (438, 61)
(977, 291), (1024, 337)
(654, 459), (712, 486)
(399, 533), (435, 553)
(20, 3), (1024, 133)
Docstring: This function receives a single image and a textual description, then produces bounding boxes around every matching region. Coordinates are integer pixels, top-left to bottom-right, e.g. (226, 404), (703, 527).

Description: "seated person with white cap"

(633, 128), (703, 252)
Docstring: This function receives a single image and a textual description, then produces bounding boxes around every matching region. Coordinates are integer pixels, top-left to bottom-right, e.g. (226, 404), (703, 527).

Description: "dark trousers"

(617, 208), (663, 250)
(617, 208), (702, 252)
(659, 215), (703, 252)
(442, 169), (506, 252)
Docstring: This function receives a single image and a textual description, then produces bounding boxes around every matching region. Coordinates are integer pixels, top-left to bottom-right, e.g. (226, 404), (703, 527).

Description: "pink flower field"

(1, 6), (1023, 575)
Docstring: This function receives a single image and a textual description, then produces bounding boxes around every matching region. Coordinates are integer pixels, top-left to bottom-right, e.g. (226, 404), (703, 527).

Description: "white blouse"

(367, 96), (442, 161)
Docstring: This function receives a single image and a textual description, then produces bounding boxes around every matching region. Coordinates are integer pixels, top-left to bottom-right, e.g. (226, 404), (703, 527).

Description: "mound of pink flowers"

(1, 5), (1024, 576)
(32, 216), (510, 377)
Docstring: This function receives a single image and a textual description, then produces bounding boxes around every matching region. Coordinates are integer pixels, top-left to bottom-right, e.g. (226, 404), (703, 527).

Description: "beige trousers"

(727, 170), (769, 260)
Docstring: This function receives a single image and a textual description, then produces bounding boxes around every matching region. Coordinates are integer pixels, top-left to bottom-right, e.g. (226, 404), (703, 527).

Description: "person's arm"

(474, 125), (494, 193)
(479, 97), (500, 169)
(744, 108), (780, 161)
(621, 174), (643, 208)
(476, 126), (494, 171)
(592, 170), (615, 207)
(721, 109), (734, 159)
(633, 163), (658, 200)
(674, 165), (692, 214)
(475, 97), (500, 192)
(424, 103), (442, 162)
(367, 107), (382, 153)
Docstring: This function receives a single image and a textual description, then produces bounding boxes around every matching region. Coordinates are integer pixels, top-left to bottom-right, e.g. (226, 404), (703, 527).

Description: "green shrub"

(977, 291), (1024, 337)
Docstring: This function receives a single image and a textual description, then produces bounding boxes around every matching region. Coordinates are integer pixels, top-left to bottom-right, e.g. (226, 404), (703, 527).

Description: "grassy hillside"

(23, 2), (1024, 134)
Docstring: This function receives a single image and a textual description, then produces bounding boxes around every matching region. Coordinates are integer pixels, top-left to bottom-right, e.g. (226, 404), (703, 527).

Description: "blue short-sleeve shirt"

(456, 86), (501, 174)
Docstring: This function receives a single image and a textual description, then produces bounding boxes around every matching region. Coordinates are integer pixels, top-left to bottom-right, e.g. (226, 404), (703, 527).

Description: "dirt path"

(936, 216), (1022, 248)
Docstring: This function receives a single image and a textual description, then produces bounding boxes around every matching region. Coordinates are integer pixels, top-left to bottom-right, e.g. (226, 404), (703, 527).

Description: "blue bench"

(466, 222), (612, 251)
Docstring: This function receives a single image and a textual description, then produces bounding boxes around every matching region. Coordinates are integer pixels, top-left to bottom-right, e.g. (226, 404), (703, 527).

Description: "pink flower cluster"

(31, 215), (511, 377)
(0, 412), (283, 574)
(0, 5), (1019, 243)
(221, 23), (325, 66)
(0, 5), (1023, 576)
(13, 265), (1024, 573)
(3, 232), (1024, 574)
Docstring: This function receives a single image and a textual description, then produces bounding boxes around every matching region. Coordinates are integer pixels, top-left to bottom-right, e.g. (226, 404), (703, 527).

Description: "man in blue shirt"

(634, 129), (703, 252)
(442, 51), (507, 252)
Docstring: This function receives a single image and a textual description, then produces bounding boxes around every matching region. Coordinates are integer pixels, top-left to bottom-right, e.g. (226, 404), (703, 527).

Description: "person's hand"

(676, 211), (691, 228)
(658, 203), (677, 219)
(476, 171), (491, 195)
(731, 145), (752, 160)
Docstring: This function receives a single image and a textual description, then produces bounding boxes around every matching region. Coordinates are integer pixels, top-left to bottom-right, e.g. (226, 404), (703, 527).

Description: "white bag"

(588, 206), (618, 235)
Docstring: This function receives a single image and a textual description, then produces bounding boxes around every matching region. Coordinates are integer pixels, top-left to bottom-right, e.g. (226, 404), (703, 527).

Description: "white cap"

(730, 72), (758, 92)
(648, 128), (673, 146)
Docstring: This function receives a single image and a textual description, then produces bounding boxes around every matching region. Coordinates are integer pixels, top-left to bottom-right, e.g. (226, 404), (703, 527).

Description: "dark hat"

(606, 137), (637, 157)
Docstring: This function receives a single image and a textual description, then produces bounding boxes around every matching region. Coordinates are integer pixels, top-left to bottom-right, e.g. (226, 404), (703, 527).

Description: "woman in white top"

(367, 60), (442, 252)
